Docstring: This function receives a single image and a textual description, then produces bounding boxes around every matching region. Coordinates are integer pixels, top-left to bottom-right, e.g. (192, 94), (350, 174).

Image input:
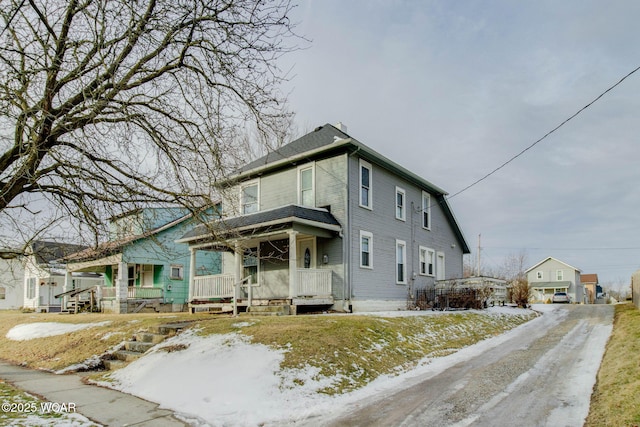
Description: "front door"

(297, 237), (315, 269)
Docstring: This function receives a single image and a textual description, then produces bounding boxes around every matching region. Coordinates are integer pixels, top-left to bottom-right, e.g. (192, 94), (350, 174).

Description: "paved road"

(323, 305), (613, 427)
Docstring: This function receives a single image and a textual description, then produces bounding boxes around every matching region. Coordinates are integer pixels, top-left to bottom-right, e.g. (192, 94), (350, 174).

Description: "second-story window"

(422, 191), (431, 229)
(395, 187), (406, 221)
(241, 181), (259, 214)
(359, 159), (372, 209)
(537, 271), (543, 279)
(298, 165), (314, 207)
(556, 270), (563, 280)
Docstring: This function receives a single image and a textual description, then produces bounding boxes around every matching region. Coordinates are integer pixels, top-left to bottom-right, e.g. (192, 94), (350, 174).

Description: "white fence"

(193, 274), (235, 299)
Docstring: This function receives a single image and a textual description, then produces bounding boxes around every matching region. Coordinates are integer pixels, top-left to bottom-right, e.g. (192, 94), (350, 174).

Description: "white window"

(241, 181), (259, 214)
(436, 252), (445, 280)
(169, 264), (184, 280)
(360, 231), (373, 268)
(419, 246), (435, 276)
(556, 270), (563, 281)
(537, 271), (543, 280)
(422, 191), (431, 229)
(396, 240), (407, 284)
(395, 187), (406, 221)
(26, 277), (36, 299)
(298, 165), (315, 207)
(359, 159), (372, 209)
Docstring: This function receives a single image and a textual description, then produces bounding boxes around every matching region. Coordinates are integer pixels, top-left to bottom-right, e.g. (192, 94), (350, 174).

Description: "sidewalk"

(0, 361), (187, 426)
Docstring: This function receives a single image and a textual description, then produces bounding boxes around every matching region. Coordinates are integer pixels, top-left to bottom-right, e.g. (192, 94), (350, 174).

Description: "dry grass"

(0, 310), (218, 371)
(586, 303), (640, 427)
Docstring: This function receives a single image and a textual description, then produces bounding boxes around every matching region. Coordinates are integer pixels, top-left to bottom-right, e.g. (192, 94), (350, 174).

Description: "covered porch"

(179, 205), (342, 314)
(65, 253), (168, 313)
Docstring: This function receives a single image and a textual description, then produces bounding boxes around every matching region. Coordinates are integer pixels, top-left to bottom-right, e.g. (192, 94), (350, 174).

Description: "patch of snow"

(231, 321), (254, 328)
(5, 322), (111, 341)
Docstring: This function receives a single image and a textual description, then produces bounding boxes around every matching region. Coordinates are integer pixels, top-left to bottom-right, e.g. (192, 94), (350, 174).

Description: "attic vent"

(335, 122), (348, 133)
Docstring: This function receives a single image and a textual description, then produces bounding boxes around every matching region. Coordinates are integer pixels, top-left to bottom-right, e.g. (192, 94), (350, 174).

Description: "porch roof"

(178, 205), (341, 244)
(531, 281), (572, 289)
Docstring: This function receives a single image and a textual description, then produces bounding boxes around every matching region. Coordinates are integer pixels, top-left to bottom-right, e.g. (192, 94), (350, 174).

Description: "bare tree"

(0, 0), (300, 252)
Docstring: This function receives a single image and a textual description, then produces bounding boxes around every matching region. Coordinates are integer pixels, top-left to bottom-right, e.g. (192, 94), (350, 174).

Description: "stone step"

(113, 350), (143, 363)
(102, 359), (126, 370)
(149, 321), (194, 335)
(125, 341), (156, 353)
(245, 305), (291, 316)
(135, 332), (167, 344)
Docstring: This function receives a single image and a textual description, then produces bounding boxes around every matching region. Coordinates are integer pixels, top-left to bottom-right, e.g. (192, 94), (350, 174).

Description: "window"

(395, 187), (406, 221)
(243, 248), (259, 284)
(537, 271), (543, 280)
(26, 277), (36, 299)
(298, 165), (315, 207)
(360, 231), (373, 268)
(422, 191), (431, 229)
(436, 252), (445, 280)
(396, 240), (407, 284)
(169, 264), (184, 280)
(556, 270), (563, 281)
(241, 181), (259, 214)
(0, 287), (5, 300)
(419, 246), (435, 276)
(359, 159), (372, 209)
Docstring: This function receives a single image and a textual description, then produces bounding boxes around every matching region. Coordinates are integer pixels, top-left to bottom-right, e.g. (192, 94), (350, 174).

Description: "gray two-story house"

(179, 123), (470, 313)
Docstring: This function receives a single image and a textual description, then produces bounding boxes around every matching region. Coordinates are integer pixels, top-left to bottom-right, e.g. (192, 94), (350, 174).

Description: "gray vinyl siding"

(229, 155), (347, 301)
(347, 155), (464, 302)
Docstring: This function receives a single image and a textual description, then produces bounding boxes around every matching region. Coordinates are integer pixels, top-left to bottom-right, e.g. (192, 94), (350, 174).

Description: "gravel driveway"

(322, 305), (613, 427)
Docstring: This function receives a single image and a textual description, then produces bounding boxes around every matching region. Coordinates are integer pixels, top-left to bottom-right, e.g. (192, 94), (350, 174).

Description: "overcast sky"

(279, 0), (640, 288)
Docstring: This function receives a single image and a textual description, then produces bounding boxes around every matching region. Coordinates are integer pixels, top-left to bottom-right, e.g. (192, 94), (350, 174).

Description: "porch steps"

(245, 305), (291, 316)
(103, 321), (194, 371)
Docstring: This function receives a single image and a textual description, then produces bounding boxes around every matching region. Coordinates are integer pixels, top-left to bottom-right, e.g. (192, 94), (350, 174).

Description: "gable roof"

(64, 213), (193, 263)
(525, 257), (582, 274)
(581, 274), (599, 284)
(231, 124), (470, 254)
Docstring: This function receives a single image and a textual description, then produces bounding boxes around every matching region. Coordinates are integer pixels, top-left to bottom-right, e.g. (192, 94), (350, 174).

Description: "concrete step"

(125, 341), (155, 353)
(149, 321), (194, 336)
(135, 332), (167, 344)
(103, 359), (126, 370)
(113, 350), (143, 363)
(245, 305), (291, 316)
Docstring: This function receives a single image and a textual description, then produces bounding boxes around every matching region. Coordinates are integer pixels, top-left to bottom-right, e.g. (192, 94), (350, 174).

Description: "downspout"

(344, 148), (361, 312)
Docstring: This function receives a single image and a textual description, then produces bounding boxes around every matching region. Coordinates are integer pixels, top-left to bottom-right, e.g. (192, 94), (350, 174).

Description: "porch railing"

(99, 286), (163, 299)
(295, 269), (332, 297)
(128, 287), (163, 299)
(192, 274), (235, 299)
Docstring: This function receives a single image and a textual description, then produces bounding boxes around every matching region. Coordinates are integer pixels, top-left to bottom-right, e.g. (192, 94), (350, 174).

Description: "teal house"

(64, 208), (220, 313)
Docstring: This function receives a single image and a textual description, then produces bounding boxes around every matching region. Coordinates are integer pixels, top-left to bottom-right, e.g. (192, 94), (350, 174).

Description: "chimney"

(335, 122), (348, 134)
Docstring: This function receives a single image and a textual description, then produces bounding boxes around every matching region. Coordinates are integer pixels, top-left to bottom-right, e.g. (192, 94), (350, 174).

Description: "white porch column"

(288, 231), (298, 299)
(234, 243), (242, 316)
(188, 247), (196, 303)
(62, 270), (72, 310)
(115, 262), (128, 314)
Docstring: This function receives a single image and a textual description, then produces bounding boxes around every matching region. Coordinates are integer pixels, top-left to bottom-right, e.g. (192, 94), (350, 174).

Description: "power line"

(447, 64), (640, 200)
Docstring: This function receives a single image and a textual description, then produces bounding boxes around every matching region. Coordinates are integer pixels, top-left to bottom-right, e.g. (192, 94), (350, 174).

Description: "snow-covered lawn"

(106, 306), (544, 426)
(5, 322), (111, 341)
(4, 306), (590, 427)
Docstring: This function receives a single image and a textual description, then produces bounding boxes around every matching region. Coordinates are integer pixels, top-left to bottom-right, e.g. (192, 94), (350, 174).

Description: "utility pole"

(476, 234), (481, 277)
